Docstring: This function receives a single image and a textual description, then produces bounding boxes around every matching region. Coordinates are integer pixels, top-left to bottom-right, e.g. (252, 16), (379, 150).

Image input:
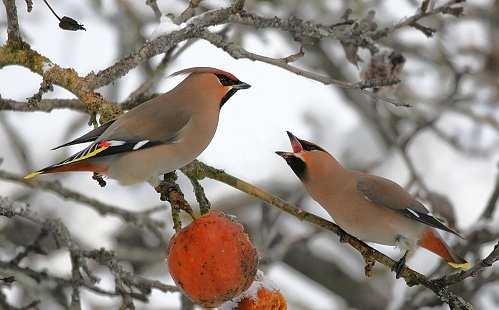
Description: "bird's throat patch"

(220, 88), (238, 107)
(286, 156), (307, 180)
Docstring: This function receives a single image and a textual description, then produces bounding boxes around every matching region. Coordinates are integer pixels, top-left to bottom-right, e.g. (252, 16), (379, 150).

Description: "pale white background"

(1, 1), (498, 309)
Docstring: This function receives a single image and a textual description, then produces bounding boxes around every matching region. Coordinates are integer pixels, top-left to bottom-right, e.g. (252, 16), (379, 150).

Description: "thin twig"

(2, 0), (22, 42)
(42, 0), (61, 21)
(434, 241), (499, 286)
(145, 0), (162, 21)
(479, 166), (499, 220)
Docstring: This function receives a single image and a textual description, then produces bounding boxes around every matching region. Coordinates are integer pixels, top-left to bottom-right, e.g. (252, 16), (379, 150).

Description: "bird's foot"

(392, 252), (407, 279)
(92, 173), (106, 187)
(338, 229), (348, 243)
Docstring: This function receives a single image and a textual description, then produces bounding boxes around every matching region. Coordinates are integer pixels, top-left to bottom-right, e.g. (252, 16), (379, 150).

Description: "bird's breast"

(106, 111), (220, 185)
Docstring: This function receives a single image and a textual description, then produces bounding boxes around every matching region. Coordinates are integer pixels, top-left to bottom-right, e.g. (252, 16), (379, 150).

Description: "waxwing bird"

(24, 67), (250, 186)
(276, 131), (469, 277)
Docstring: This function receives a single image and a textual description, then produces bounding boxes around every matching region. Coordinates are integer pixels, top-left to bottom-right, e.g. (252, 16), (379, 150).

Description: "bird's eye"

(216, 74), (235, 86)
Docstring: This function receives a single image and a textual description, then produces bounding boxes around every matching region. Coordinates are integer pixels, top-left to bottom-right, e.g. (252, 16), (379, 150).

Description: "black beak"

(233, 81), (251, 90)
(275, 151), (307, 180)
(275, 151), (294, 159)
(286, 131), (304, 153)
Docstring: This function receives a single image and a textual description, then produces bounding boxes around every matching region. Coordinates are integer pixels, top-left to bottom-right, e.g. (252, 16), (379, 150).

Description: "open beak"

(276, 131), (304, 159)
(286, 131), (303, 153)
(232, 81), (251, 90)
(275, 151), (295, 159)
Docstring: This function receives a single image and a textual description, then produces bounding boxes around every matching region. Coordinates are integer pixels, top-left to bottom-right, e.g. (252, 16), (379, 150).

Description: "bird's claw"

(338, 229), (348, 243)
(392, 252), (407, 279)
(92, 173), (106, 187)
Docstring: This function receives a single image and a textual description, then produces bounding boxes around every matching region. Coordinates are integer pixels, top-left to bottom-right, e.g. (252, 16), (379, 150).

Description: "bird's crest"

(169, 67), (238, 81)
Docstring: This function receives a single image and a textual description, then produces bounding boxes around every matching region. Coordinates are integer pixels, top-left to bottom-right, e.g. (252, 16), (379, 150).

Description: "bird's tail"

(24, 142), (112, 180)
(24, 162), (106, 179)
(418, 228), (470, 269)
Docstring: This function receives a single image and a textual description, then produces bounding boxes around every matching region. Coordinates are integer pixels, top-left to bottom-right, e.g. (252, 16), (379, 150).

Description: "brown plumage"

(276, 131), (469, 274)
(25, 67), (251, 186)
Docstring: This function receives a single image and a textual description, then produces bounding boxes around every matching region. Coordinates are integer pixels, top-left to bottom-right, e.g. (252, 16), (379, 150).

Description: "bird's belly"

(106, 146), (197, 185)
(324, 194), (425, 247)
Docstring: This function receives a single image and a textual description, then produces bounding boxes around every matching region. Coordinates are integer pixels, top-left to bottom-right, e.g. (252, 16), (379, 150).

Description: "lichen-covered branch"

(0, 42), (121, 122)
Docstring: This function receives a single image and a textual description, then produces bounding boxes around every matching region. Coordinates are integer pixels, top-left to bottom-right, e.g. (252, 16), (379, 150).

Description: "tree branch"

(0, 43), (121, 122)
(1, 0), (21, 43)
(86, 0), (246, 90)
(0, 97), (86, 112)
(372, 0), (465, 40)
(145, 0), (162, 21)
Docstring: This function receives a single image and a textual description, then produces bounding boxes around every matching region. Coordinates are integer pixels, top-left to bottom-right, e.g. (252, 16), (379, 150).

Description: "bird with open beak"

(24, 67), (251, 186)
(276, 131), (469, 277)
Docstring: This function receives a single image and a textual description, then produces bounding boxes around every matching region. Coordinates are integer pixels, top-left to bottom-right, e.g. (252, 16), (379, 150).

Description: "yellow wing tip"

(448, 261), (471, 270)
(23, 171), (42, 179)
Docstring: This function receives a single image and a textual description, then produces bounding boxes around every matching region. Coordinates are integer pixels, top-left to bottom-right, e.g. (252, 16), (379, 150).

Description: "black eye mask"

(285, 156), (307, 180)
(216, 74), (237, 86)
(298, 139), (326, 152)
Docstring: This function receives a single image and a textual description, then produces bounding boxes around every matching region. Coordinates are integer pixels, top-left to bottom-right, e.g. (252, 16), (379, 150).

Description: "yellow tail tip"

(23, 171), (42, 179)
(448, 261), (471, 270)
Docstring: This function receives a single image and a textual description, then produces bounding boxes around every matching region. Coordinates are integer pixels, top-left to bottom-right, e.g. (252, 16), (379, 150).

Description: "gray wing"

(356, 174), (462, 237)
(51, 119), (116, 150)
(99, 94), (191, 144)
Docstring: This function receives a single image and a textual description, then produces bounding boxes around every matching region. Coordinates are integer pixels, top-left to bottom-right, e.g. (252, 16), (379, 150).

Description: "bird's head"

(275, 131), (332, 181)
(170, 67), (251, 107)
